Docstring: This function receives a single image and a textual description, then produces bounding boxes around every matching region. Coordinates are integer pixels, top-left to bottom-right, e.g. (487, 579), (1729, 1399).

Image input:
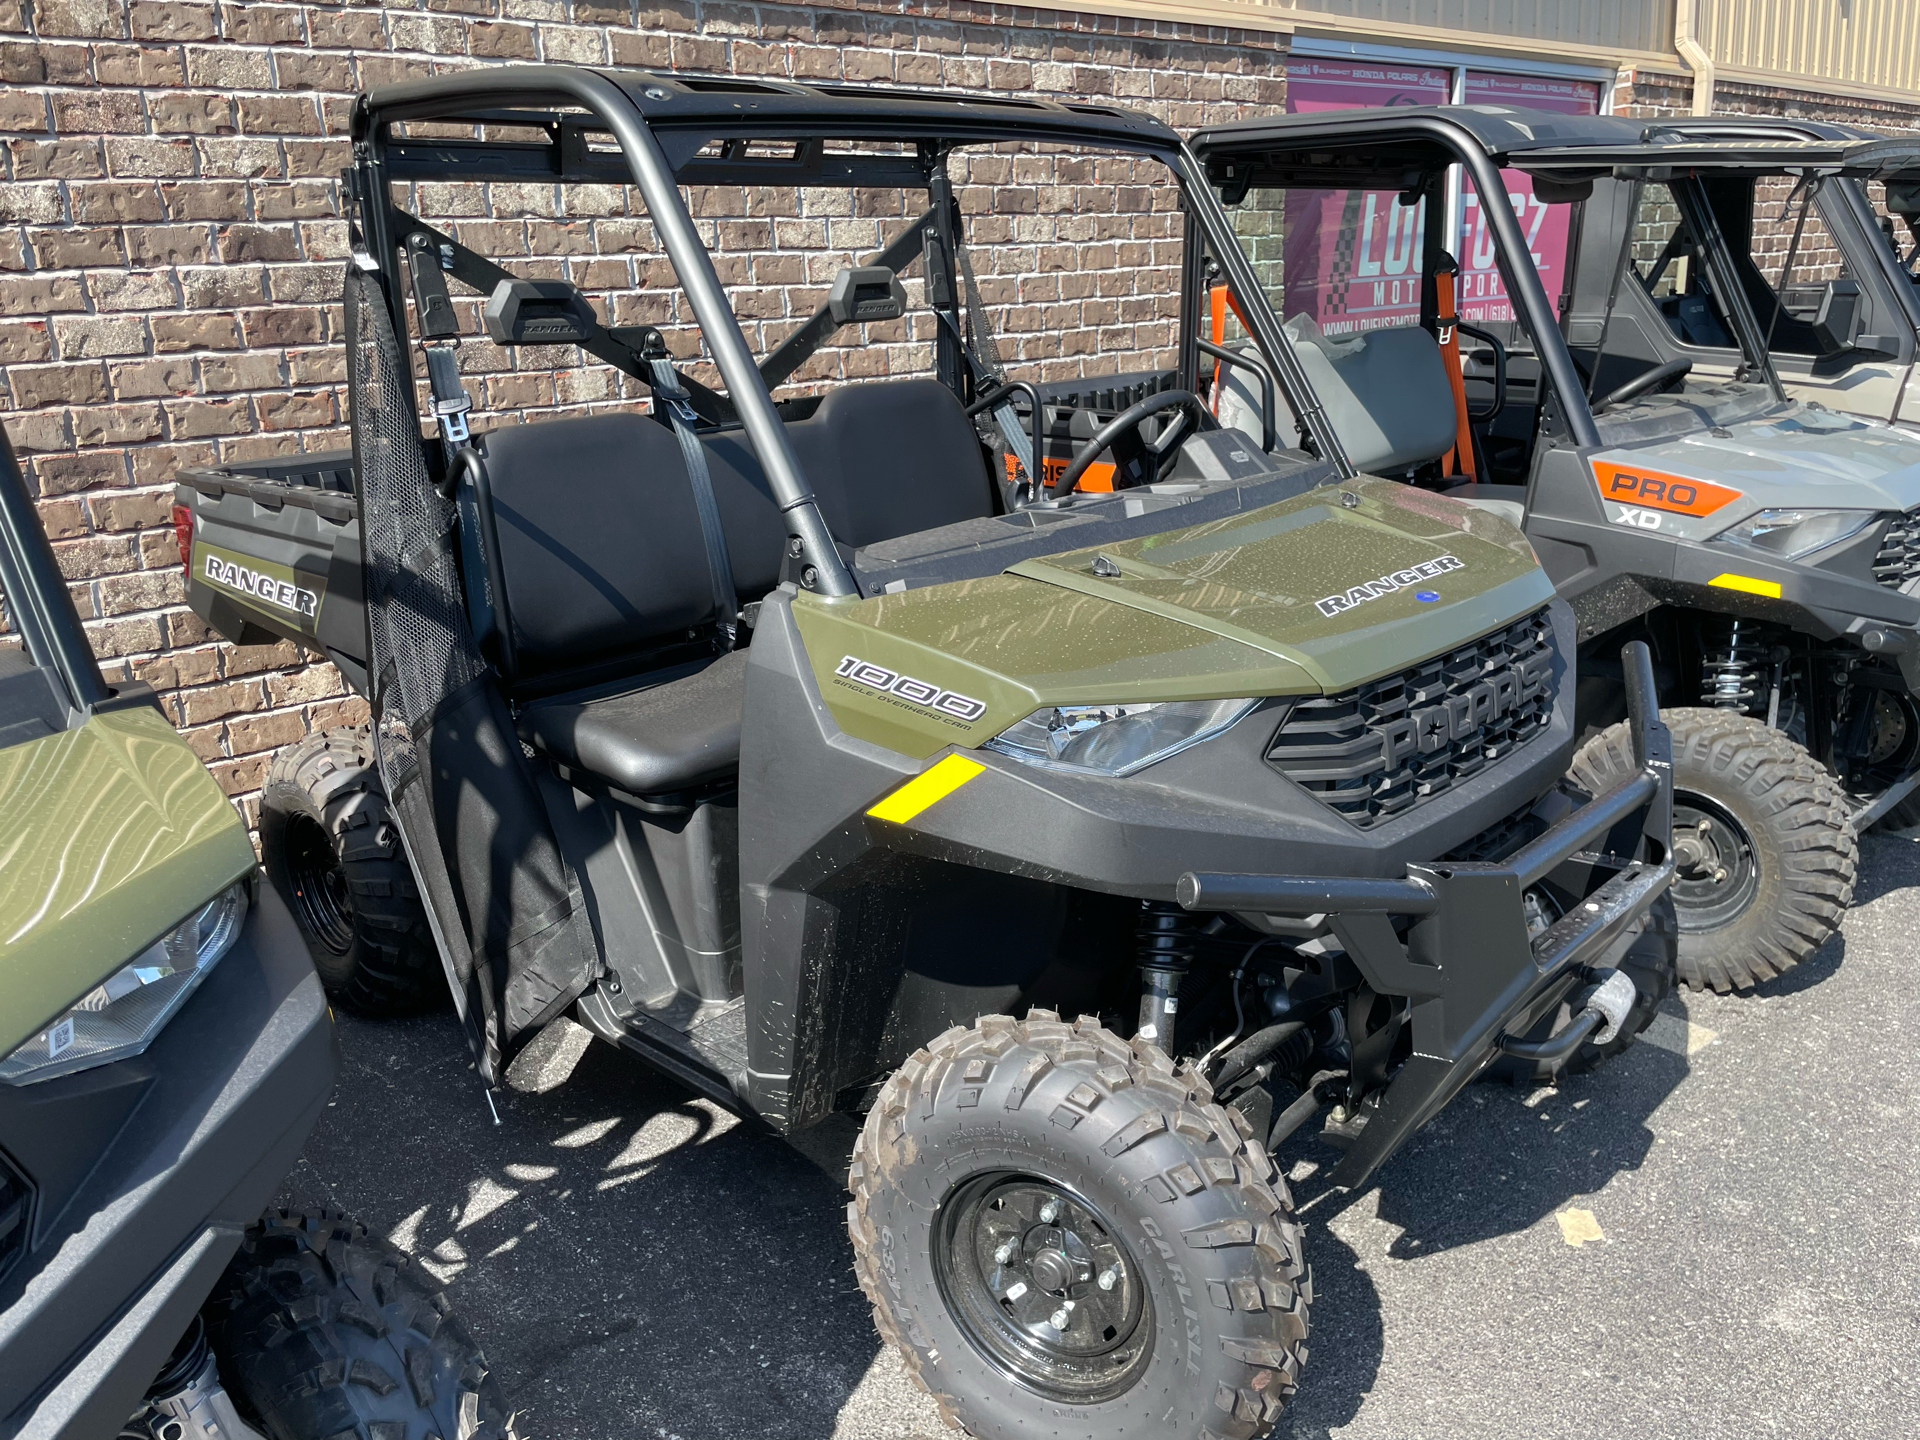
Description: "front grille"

(1872, 510), (1920, 592)
(0, 1146), (31, 1288)
(1266, 607), (1558, 828)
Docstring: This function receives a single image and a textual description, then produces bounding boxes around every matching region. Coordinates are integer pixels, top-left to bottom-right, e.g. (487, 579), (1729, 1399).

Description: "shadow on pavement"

(283, 1014), (891, 1440)
(1268, 1004), (1694, 1430)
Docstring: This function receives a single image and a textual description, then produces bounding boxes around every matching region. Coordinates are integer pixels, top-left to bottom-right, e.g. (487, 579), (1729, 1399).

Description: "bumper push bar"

(1177, 643), (1675, 1190)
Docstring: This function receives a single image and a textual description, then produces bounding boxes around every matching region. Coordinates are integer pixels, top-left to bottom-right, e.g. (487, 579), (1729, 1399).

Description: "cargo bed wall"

(175, 453), (370, 696)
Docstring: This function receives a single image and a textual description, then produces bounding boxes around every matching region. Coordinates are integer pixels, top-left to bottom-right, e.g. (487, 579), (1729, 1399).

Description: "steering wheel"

(1054, 390), (1215, 498)
(1597, 359), (1692, 412)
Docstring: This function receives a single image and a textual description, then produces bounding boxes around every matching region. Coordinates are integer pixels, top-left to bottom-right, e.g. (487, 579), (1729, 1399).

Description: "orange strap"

(1207, 283), (1258, 415)
(1434, 268), (1474, 479)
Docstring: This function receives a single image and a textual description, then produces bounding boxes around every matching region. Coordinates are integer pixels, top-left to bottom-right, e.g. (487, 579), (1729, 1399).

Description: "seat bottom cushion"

(516, 649), (748, 796)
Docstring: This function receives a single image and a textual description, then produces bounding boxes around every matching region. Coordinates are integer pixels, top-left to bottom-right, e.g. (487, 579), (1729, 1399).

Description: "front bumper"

(1179, 644), (1675, 1189)
(0, 884), (334, 1440)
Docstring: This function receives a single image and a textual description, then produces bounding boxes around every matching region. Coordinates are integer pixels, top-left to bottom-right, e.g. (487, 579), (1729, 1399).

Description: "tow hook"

(1580, 968), (1637, 1046)
(1496, 967), (1638, 1063)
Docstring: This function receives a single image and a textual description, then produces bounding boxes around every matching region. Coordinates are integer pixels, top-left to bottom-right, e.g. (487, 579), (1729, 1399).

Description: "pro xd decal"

(1315, 555), (1464, 618)
(1593, 461), (1741, 528)
(833, 656), (987, 727)
(199, 546), (321, 621)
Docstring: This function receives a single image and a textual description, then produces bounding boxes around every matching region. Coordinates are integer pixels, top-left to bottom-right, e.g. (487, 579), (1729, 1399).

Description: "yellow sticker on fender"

(866, 754), (986, 825)
(1708, 572), (1783, 598)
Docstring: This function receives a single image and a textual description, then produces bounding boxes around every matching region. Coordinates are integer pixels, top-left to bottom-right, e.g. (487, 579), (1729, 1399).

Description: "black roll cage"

(1193, 109), (1920, 459)
(345, 64), (1356, 603)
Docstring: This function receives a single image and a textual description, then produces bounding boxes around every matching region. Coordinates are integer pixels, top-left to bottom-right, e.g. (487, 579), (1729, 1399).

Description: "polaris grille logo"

(834, 656), (987, 726)
(203, 553), (318, 618)
(1315, 555), (1464, 618)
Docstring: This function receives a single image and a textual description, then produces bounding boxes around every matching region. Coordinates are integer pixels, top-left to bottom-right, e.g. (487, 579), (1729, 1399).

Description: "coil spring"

(1701, 618), (1768, 713)
(1136, 900), (1200, 971)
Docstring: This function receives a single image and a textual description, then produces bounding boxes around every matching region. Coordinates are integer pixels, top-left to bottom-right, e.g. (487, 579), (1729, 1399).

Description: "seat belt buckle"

(422, 342), (473, 446)
(430, 394), (472, 445)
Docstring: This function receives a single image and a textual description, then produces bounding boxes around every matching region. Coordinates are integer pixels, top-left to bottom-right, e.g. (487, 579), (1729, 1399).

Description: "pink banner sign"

(1281, 60), (1450, 334)
(1456, 71), (1601, 323)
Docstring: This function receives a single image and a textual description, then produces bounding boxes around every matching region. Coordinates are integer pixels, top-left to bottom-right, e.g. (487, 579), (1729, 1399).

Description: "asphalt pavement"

(282, 834), (1920, 1439)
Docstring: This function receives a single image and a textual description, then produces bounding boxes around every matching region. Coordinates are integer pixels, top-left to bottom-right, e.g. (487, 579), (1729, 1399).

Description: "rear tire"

(260, 726), (442, 1016)
(848, 1009), (1310, 1440)
(207, 1207), (516, 1440)
(1572, 709), (1855, 992)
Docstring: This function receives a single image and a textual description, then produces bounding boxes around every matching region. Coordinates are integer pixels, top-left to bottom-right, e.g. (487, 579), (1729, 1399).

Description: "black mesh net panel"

(344, 267), (593, 1083)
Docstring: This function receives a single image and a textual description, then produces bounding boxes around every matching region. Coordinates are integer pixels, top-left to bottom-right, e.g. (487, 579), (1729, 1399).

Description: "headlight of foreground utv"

(0, 882), (250, 1086)
(1715, 508), (1877, 559)
(984, 698), (1257, 776)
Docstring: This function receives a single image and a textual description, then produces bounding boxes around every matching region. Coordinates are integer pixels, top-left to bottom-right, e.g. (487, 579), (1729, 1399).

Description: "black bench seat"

(516, 650), (748, 796)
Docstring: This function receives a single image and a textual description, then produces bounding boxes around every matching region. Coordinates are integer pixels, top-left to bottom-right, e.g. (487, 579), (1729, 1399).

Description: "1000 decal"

(833, 655), (987, 725)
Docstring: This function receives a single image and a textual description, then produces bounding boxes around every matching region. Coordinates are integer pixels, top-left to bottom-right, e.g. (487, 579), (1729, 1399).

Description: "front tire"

(848, 1010), (1310, 1440)
(1573, 709), (1855, 992)
(260, 726), (442, 1016)
(207, 1208), (515, 1440)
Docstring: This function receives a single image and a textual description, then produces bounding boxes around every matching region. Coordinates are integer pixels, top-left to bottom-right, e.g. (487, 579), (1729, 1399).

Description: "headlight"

(1715, 508), (1877, 559)
(984, 698), (1257, 776)
(0, 882), (249, 1086)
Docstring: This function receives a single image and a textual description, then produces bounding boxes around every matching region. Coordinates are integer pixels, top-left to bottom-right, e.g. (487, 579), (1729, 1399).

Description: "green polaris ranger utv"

(1191, 107), (1920, 991)
(0, 424), (513, 1439)
(174, 66), (1676, 1439)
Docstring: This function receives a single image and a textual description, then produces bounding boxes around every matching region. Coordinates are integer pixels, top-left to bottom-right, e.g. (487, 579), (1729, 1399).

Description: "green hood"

(794, 478), (1553, 759)
(0, 706), (258, 1059)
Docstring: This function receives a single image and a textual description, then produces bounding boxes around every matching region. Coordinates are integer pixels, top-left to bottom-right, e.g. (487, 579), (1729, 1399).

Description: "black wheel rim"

(1670, 792), (1761, 932)
(284, 813), (354, 955)
(932, 1171), (1153, 1404)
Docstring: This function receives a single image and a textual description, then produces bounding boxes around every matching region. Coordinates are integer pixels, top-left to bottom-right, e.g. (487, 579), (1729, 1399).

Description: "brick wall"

(0, 0), (1289, 830)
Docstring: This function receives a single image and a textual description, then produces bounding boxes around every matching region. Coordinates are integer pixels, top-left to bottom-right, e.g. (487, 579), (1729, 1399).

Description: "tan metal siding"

(1700, 1), (1920, 96)
(1275, 0), (1676, 57)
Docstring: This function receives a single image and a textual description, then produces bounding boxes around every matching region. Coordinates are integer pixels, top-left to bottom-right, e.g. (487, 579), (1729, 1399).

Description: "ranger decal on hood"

(1315, 555), (1464, 618)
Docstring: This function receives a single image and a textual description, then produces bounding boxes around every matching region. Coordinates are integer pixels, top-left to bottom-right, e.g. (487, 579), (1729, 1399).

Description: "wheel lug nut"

(1038, 1199), (1061, 1224)
(994, 1241), (1017, 1265)
(1049, 1306), (1071, 1330)
(1098, 1264), (1122, 1291)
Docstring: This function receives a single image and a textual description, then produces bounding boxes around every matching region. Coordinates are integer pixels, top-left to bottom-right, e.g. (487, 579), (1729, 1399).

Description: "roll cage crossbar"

(1195, 112), (1606, 451)
(347, 65), (1357, 560)
(1190, 111), (1920, 450)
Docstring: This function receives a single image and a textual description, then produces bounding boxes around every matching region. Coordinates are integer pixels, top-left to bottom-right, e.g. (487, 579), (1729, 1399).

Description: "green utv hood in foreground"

(796, 477), (1553, 758)
(0, 705), (258, 1058)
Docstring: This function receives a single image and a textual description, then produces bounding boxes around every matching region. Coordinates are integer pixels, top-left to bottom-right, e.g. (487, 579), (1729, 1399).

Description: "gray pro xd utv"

(1554, 116), (1920, 432)
(1192, 107), (1920, 991)
(0, 424), (512, 1440)
(173, 67), (1674, 1439)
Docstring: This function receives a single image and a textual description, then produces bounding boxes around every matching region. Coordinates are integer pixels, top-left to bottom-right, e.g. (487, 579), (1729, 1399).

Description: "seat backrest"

(1283, 315), (1458, 474)
(478, 381), (993, 686)
(703, 379), (997, 551)
(478, 413), (783, 686)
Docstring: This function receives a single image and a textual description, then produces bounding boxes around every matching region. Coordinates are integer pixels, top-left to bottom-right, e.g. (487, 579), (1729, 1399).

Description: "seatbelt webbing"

(940, 235), (1042, 495)
(646, 354), (738, 645)
(1432, 257), (1474, 479)
(422, 342), (473, 446)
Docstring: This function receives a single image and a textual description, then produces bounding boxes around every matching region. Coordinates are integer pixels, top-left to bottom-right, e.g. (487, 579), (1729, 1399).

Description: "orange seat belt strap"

(1434, 260), (1473, 478)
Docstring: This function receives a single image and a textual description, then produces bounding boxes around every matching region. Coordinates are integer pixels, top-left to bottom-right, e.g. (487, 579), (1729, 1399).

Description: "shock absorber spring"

(1136, 900), (1199, 1053)
(1701, 618), (1768, 713)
